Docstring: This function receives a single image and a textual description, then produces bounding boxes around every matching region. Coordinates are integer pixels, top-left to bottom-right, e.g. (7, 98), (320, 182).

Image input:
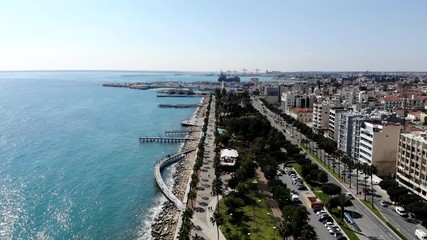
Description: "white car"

(317, 210), (327, 216)
(327, 224), (339, 230)
(395, 206), (408, 217)
(324, 221), (334, 228)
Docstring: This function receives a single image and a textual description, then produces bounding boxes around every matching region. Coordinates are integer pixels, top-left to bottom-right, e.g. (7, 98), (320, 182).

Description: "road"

(252, 97), (401, 240)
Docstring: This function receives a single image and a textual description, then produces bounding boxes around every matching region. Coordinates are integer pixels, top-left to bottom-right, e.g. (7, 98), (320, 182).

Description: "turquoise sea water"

(0, 72), (205, 239)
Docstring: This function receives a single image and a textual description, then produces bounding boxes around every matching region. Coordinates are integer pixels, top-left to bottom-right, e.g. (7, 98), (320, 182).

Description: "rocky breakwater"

(151, 98), (207, 240)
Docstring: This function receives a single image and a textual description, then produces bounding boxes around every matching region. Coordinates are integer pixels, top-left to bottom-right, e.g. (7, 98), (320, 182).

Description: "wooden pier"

(158, 104), (199, 108)
(164, 130), (196, 136)
(139, 136), (197, 143)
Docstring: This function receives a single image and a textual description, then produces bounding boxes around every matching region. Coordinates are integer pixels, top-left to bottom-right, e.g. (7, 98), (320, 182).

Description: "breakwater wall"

(154, 149), (196, 211)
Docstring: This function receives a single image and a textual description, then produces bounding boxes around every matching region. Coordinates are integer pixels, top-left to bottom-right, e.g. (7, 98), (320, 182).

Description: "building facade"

(358, 121), (403, 176)
(396, 131), (427, 201)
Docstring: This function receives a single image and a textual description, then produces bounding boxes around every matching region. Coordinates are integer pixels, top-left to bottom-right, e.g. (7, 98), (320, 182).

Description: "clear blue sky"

(0, 0), (426, 71)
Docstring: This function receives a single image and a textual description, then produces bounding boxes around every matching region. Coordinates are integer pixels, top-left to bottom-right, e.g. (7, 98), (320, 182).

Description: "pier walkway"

(154, 149), (196, 211)
(164, 130), (196, 136)
(139, 136), (197, 143)
(158, 104), (199, 108)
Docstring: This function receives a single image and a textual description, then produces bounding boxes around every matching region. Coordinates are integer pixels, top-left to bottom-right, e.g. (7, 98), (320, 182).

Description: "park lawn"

(219, 193), (278, 239)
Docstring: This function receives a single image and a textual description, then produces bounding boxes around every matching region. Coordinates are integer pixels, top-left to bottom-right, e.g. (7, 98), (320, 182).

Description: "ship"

(218, 72), (240, 82)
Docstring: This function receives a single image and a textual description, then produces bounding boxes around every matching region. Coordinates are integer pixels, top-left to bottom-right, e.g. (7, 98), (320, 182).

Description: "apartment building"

(280, 92), (314, 113)
(328, 108), (348, 141)
(312, 101), (331, 132)
(358, 121), (403, 176)
(396, 131), (427, 201)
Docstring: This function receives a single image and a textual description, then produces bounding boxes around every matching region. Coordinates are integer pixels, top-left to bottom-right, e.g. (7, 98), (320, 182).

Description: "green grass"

(218, 193), (279, 239)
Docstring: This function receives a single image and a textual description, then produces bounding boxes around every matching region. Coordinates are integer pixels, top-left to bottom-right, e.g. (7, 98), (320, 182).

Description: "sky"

(0, 0), (426, 72)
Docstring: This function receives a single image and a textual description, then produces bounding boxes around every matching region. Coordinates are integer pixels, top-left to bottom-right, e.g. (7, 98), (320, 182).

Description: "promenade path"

(190, 96), (227, 240)
(154, 149), (196, 211)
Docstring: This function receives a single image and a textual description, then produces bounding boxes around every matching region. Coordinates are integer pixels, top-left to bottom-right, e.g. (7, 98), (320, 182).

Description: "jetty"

(139, 136), (197, 143)
(158, 104), (199, 108)
(154, 149), (196, 210)
(165, 130), (196, 136)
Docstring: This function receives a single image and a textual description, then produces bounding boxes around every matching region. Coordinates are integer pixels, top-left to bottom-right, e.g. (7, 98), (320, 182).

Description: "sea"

(0, 71), (275, 239)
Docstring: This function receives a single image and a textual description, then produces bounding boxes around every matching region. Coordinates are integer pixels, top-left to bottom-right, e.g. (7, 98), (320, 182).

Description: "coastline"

(151, 97), (208, 240)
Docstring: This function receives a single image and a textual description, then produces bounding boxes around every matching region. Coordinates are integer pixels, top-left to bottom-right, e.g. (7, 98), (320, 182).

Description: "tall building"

(312, 102), (331, 132)
(358, 121), (403, 176)
(396, 131), (427, 201)
(328, 108), (347, 141)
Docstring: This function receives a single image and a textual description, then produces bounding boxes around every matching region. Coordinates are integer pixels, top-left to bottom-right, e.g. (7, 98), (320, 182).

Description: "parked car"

(320, 216), (333, 223)
(324, 221), (334, 228)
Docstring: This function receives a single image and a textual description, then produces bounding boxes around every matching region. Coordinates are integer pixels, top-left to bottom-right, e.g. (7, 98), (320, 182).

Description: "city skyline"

(1, 0), (426, 72)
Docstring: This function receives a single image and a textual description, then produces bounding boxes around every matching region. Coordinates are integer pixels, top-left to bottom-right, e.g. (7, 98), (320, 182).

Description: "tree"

(321, 183), (342, 195)
(298, 224), (318, 240)
(317, 171), (329, 184)
(327, 193), (353, 221)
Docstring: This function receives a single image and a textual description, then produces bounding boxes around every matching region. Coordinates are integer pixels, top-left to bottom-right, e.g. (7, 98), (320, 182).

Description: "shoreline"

(151, 97), (208, 240)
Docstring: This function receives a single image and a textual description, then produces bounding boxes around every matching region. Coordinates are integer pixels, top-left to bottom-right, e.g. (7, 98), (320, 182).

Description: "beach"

(151, 97), (208, 240)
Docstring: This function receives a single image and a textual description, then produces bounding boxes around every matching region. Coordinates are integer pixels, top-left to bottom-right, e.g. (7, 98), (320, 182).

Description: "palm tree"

(188, 189), (197, 208)
(327, 193), (353, 221)
(369, 165), (378, 208)
(210, 212), (221, 240)
(362, 163), (370, 201)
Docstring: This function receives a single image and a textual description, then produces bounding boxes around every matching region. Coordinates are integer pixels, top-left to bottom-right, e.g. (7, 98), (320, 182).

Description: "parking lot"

(278, 165), (348, 240)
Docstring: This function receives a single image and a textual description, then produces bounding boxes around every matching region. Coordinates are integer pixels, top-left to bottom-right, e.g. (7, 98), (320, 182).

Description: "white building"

(328, 108), (348, 141)
(280, 92), (314, 113)
(220, 148), (239, 166)
(312, 101), (330, 132)
(396, 131), (427, 201)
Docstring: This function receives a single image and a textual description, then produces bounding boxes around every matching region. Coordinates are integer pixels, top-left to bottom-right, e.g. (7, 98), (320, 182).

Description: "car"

(319, 215), (331, 221)
(329, 226), (341, 234)
(395, 206), (408, 217)
(318, 213), (329, 218)
(328, 228), (341, 235)
(334, 232), (343, 238)
(345, 192), (354, 199)
(320, 217), (333, 223)
(324, 221), (334, 227)
(379, 200), (388, 207)
(296, 184), (307, 190)
(327, 224), (339, 230)
(336, 236), (347, 240)
(317, 210), (327, 216)
(313, 207), (323, 213)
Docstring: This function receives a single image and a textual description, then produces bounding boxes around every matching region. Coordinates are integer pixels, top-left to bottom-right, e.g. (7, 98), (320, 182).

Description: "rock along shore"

(151, 97), (208, 240)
